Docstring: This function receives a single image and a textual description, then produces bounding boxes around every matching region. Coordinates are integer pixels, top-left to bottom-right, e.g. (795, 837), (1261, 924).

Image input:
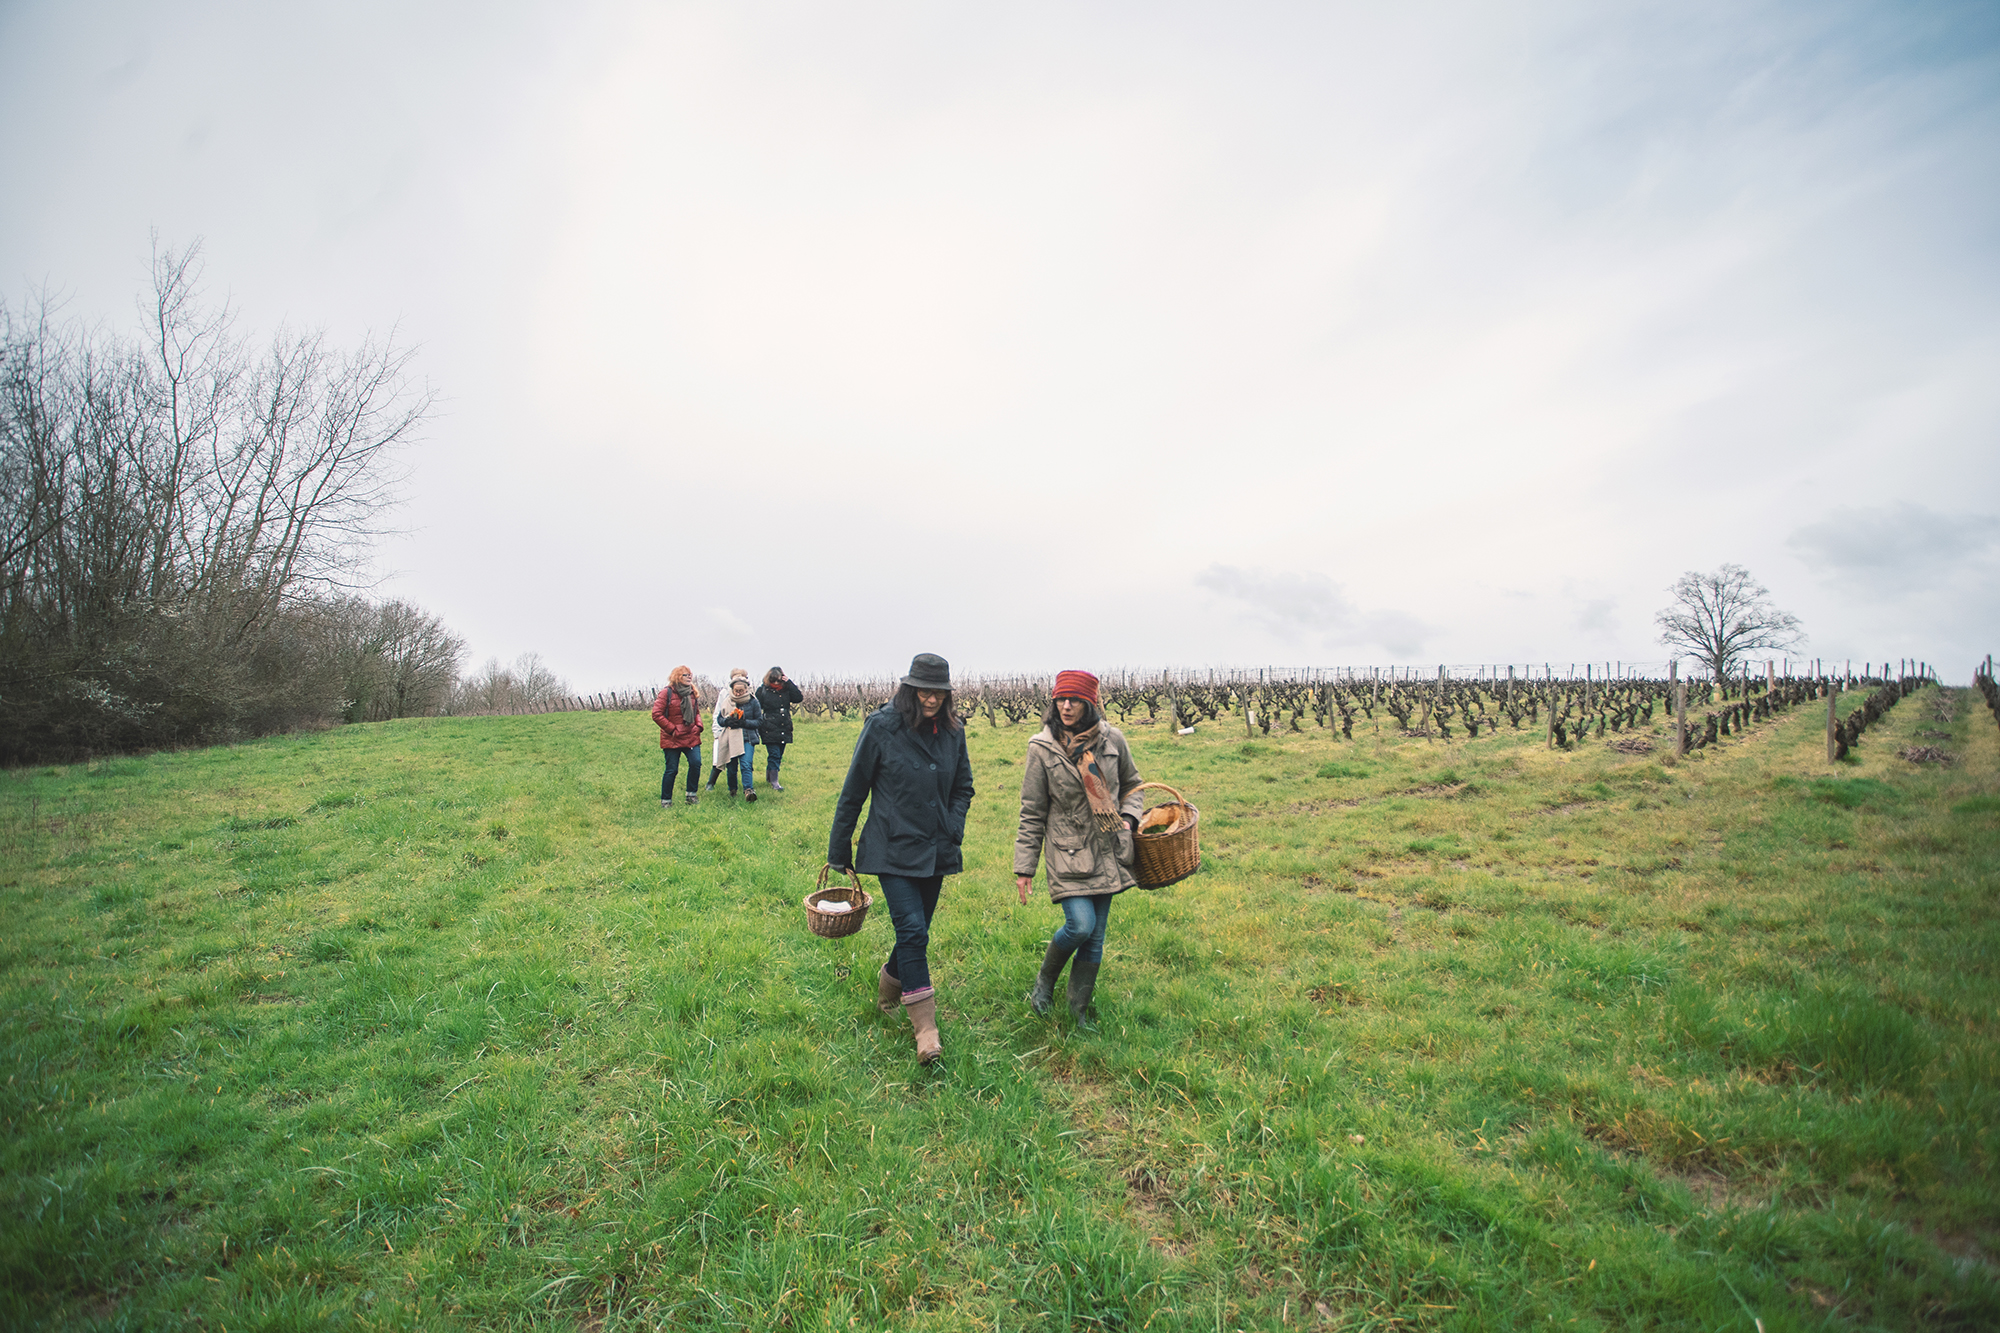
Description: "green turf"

(3, 685), (1995, 1330)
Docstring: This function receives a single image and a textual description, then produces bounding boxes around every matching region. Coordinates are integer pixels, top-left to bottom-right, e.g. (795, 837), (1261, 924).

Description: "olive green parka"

(1013, 724), (1146, 901)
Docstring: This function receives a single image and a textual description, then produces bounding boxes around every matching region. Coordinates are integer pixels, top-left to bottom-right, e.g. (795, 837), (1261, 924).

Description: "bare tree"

(445, 652), (568, 715)
(313, 596), (465, 722)
(1655, 564), (1804, 682)
(0, 240), (433, 760)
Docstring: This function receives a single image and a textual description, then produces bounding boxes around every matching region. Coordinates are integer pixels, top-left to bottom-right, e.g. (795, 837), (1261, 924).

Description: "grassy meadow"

(3, 682), (1997, 1330)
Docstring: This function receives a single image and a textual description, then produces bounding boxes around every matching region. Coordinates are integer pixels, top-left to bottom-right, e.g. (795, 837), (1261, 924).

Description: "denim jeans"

(764, 742), (786, 782)
(739, 741), (758, 791)
(662, 746), (700, 798)
(877, 873), (944, 1000)
(1052, 894), (1114, 966)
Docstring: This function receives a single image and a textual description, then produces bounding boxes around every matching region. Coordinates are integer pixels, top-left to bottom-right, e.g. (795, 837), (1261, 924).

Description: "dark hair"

(764, 666), (785, 685)
(894, 683), (960, 734)
(1042, 697), (1101, 733)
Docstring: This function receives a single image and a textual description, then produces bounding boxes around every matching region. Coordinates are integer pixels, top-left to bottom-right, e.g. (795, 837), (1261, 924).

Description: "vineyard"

(508, 661), (1946, 764)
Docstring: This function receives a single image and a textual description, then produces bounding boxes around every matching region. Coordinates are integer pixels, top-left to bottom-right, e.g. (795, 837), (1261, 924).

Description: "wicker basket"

(804, 864), (871, 939)
(1131, 781), (1200, 889)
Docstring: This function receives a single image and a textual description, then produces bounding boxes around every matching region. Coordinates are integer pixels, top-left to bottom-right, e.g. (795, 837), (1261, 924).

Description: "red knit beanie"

(1053, 669), (1100, 704)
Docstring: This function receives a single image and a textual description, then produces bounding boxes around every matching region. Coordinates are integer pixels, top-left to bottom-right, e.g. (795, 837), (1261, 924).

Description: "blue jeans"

(739, 741), (758, 791)
(764, 742), (786, 782)
(662, 746), (700, 798)
(1052, 894), (1114, 966)
(877, 873), (944, 1000)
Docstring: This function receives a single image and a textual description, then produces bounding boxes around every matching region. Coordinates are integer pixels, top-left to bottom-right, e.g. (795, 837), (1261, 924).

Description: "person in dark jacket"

(828, 652), (974, 1065)
(650, 665), (704, 807)
(755, 666), (805, 791)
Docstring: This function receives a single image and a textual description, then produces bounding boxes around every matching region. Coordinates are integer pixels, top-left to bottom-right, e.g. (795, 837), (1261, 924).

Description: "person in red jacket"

(651, 665), (704, 807)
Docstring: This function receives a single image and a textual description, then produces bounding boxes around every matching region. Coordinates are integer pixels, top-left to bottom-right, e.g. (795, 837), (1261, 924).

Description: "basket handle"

(816, 863), (862, 895)
(1134, 781), (1188, 807)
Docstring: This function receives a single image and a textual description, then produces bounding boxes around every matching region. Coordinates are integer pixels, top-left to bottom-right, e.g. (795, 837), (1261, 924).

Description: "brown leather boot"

(875, 967), (901, 1015)
(904, 993), (942, 1064)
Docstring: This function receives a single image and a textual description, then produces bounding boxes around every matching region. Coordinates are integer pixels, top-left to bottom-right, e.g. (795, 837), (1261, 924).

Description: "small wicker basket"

(804, 864), (871, 939)
(1131, 781), (1200, 888)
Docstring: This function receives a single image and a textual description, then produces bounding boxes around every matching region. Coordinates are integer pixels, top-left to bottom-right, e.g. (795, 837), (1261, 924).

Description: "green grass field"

(3, 684), (1996, 1331)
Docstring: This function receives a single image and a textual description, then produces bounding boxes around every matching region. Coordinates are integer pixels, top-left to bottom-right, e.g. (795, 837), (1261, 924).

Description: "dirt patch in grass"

(1280, 797), (1366, 814)
(1921, 1227), (2000, 1278)
(1661, 1163), (1765, 1215)
(1125, 1165), (1190, 1255)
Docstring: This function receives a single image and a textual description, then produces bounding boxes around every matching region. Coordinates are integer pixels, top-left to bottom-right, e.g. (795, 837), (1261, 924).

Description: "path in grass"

(3, 684), (1996, 1330)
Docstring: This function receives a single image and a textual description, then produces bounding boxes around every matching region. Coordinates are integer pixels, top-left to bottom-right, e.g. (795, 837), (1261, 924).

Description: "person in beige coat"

(1013, 669), (1146, 1026)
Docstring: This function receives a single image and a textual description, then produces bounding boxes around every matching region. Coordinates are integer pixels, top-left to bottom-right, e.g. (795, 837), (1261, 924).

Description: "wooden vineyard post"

(1826, 676), (1838, 763)
(1671, 660), (1686, 759)
(1545, 680), (1557, 750)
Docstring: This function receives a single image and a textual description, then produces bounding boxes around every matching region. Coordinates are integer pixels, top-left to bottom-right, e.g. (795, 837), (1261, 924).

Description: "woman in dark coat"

(827, 653), (975, 1065)
(755, 666), (805, 791)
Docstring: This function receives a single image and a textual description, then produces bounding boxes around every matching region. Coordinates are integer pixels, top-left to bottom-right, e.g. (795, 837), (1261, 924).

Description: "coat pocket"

(1047, 840), (1094, 880)
(1115, 825), (1135, 868)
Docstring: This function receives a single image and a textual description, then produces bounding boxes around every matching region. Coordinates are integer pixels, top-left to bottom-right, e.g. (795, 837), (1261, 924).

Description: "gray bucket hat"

(900, 653), (952, 691)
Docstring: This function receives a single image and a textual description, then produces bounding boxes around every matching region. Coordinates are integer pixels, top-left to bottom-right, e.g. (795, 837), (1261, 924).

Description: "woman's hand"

(1015, 875), (1032, 905)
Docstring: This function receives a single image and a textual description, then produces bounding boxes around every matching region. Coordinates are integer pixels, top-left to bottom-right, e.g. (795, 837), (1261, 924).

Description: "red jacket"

(652, 686), (703, 749)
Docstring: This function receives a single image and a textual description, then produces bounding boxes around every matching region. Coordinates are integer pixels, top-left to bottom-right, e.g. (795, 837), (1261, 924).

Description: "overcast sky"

(4, 1), (1995, 687)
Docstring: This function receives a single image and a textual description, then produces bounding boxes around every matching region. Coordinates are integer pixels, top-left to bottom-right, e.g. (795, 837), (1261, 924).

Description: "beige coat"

(1014, 724), (1146, 900)
(713, 686), (752, 766)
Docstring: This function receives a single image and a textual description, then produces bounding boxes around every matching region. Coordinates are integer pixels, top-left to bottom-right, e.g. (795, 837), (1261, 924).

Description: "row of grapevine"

(787, 664), (1929, 759)
(1827, 674), (1929, 760)
(487, 665), (1944, 771)
(1974, 656), (1998, 730)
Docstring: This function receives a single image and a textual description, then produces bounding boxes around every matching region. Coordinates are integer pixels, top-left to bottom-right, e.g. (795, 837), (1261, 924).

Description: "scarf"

(671, 683), (698, 726)
(1061, 723), (1123, 831)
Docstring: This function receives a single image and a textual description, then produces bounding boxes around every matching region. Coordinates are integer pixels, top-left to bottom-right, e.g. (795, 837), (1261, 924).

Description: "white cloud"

(1195, 565), (1430, 657)
(706, 607), (754, 639)
(1787, 503), (2000, 593)
(1576, 599), (1618, 634)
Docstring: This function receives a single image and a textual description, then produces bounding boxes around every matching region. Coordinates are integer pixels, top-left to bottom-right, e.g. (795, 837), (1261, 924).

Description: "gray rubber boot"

(1025, 939), (1073, 1015)
(1067, 958), (1102, 1028)
(876, 967), (902, 1015)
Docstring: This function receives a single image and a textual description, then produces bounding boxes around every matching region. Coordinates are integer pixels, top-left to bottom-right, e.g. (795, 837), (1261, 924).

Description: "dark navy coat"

(828, 705), (975, 877)
(755, 680), (804, 746)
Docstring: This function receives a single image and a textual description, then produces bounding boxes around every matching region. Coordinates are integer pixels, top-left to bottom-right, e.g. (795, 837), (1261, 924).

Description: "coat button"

(929, 764), (936, 770)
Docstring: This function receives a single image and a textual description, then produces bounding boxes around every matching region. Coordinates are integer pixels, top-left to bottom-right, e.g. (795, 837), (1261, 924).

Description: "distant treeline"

(0, 244), (451, 763)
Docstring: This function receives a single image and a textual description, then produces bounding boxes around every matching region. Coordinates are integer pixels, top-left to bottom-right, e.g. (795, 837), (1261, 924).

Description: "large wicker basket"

(1131, 781), (1200, 889)
(804, 864), (871, 939)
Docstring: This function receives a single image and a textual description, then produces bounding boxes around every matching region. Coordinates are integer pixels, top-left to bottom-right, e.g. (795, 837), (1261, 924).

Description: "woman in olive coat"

(828, 653), (974, 1064)
(1014, 669), (1145, 1026)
